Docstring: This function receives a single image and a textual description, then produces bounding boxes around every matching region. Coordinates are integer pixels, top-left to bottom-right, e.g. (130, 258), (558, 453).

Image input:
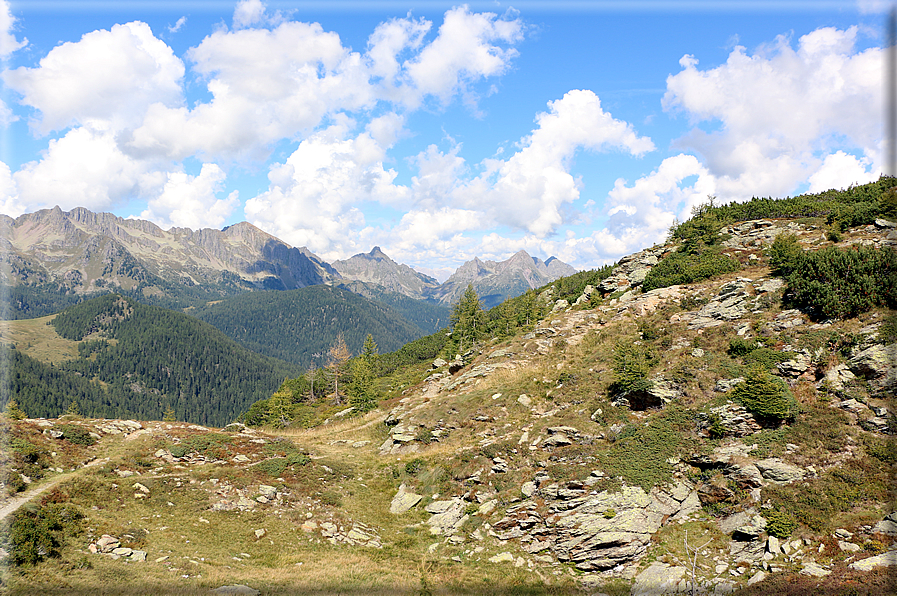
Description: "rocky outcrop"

(673, 279), (754, 329)
(491, 480), (700, 572)
(849, 343), (897, 394)
(598, 248), (664, 294)
(389, 484), (423, 514)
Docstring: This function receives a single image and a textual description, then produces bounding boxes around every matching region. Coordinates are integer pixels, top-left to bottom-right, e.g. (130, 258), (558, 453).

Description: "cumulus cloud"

(13, 125), (158, 212)
(139, 163), (238, 230)
(0, 160), (25, 217)
(126, 21), (369, 161)
(475, 89), (654, 237)
(244, 123), (408, 259)
(402, 6), (523, 107)
(233, 0), (266, 29)
(3, 21), (184, 134)
(664, 26), (882, 199)
(808, 151), (877, 193)
(0, 0), (26, 59)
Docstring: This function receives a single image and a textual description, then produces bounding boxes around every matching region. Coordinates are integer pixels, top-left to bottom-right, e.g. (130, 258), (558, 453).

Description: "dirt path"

(0, 457), (107, 524)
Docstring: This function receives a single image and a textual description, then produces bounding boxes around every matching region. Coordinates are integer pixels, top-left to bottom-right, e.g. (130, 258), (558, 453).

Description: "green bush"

(786, 245), (897, 319)
(730, 368), (798, 424)
(253, 458), (290, 477)
(8, 503), (84, 566)
(404, 458), (425, 476)
(56, 424), (96, 446)
(765, 510), (797, 538)
(727, 337), (757, 357)
(642, 250), (741, 292)
(608, 342), (655, 398)
(767, 233), (803, 275)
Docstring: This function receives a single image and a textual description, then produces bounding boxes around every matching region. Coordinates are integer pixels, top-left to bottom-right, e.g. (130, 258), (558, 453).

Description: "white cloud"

(664, 26), (882, 199)
(472, 89), (654, 237)
(126, 21), (370, 160)
(168, 16), (187, 34)
(808, 151), (878, 193)
(233, 0), (266, 30)
(3, 21), (184, 134)
(139, 163), (238, 230)
(244, 124), (408, 259)
(0, 97), (16, 126)
(0, 160), (24, 217)
(402, 6), (523, 108)
(13, 125), (157, 212)
(0, 0), (26, 59)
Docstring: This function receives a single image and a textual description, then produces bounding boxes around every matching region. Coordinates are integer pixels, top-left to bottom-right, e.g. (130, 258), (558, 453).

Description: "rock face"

(631, 562), (688, 595)
(598, 248), (664, 294)
(849, 343), (897, 394)
(678, 279), (753, 329)
(491, 481), (700, 572)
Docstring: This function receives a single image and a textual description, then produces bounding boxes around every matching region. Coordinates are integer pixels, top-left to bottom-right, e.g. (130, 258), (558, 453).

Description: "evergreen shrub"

(730, 368), (798, 424)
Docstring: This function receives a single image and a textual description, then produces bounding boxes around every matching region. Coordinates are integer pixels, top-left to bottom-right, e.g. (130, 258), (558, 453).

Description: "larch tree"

(328, 333), (352, 404)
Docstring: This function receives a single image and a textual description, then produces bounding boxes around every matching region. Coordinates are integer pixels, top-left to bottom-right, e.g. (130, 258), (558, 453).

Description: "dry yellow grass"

(0, 315), (80, 364)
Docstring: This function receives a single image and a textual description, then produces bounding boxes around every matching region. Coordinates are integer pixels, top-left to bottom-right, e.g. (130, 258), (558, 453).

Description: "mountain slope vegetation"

(3, 294), (298, 426)
(188, 285), (434, 369)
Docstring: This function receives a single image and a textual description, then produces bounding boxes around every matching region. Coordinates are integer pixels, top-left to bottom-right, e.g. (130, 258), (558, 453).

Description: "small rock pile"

(87, 534), (147, 562)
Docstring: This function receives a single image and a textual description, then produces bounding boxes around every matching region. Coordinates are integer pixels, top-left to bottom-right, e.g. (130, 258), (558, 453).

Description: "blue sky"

(0, 0), (887, 280)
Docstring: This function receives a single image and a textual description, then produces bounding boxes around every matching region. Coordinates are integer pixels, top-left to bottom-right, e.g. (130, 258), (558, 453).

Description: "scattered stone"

(389, 484), (423, 514)
(631, 562), (687, 595)
(848, 550), (897, 571)
(872, 512), (897, 536)
(96, 535), (120, 553)
(210, 586), (260, 596)
(747, 570), (767, 586)
(489, 552), (515, 563)
(754, 458), (804, 483)
(258, 485), (277, 499)
(253, 529), (266, 540)
(800, 562), (831, 577)
(517, 394), (532, 407)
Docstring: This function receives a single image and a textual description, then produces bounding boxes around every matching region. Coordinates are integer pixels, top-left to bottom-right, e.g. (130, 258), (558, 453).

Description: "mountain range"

(2, 207), (577, 318)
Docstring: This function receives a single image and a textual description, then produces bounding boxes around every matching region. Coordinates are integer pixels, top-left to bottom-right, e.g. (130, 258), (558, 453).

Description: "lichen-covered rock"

(389, 484), (422, 514)
(754, 458), (805, 483)
(631, 561), (688, 595)
(849, 343), (897, 393)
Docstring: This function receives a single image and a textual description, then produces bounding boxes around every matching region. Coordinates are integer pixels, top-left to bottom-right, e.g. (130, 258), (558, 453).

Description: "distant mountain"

(1, 207), (338, 317)
(2, 207), (577, 319)
(432, 250), (578, 308)
(332, 247), (440, 300)
(9, 294), (298, 426)
(189, 285), (433, 369)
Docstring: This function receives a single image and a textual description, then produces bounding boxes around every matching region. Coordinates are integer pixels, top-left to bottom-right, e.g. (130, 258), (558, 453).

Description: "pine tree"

(348, 357), (377, 413)
(163, 407), (176, 422)
(267, 387), (294, 427)
(449, 284), (486, 356)
(4, 399), (26, 420)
